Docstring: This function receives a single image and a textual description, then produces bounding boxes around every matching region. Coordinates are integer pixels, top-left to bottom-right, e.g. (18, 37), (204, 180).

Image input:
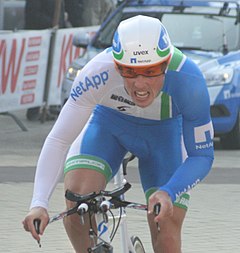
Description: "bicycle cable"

(108, 208), (116, 240)
(110, 206), (123, 241)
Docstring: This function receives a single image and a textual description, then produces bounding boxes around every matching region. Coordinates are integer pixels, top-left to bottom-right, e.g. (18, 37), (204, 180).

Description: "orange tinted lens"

(116, 63), (166, 78)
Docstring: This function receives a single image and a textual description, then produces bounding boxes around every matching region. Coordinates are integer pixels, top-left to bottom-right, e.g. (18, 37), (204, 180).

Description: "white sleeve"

(30, 50), (114, 209)
(30, 100), (94, 209)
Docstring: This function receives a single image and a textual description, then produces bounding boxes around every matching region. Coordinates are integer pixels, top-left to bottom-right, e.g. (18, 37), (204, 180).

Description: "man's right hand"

(22, 207), (49, 241)
(148, 190), (173, 223)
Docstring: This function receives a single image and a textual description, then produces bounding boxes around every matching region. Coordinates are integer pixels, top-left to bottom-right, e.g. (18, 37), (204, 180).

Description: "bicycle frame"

(47, 156), (149, 253)
(113, 164), (137, 253)
(94, 164), (139, 252)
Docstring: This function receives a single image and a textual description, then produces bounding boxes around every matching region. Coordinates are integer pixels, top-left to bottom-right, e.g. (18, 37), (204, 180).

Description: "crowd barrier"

(0, 26), (98, 114)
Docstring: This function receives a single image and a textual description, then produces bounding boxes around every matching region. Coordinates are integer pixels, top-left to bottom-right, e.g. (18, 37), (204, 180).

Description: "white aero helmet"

(112, 15), (173, 67)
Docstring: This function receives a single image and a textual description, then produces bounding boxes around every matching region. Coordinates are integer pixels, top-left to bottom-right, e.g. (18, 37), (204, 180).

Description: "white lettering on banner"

(26, 51), (40, 61)
(24, 65), (38, 76)
(22, 80), (36, 90)
(0, 30), (51, 112)
(28, 36), (42, 47)
(21, 94), (35, 104)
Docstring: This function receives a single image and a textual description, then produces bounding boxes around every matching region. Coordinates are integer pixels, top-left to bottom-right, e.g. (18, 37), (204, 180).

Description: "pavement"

(1, 110), (240, 253)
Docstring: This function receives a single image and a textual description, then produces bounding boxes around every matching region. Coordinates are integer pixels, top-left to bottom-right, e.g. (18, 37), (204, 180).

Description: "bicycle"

(34, 155), (160, 252)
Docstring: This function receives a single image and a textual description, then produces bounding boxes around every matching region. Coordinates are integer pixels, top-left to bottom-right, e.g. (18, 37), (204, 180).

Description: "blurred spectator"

(65, 0), (116, 27)
(64, 0), (82, 27)
(25, 0), (66, 29)
(24, 0), (66, 121)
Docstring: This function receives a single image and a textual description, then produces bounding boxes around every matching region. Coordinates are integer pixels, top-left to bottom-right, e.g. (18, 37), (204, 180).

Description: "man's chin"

(134, 99), (153, 108)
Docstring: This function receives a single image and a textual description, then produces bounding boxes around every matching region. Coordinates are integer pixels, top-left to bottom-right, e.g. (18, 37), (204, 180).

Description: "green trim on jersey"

(158, 47), (185, 120)
(145, 187), (158, 202)
(160, 92), (172, 119)
(174, 192), (190, 210)
(64, 154), (112, 182)
(145, 187), (190, 210)
(168, 47), (185, 71)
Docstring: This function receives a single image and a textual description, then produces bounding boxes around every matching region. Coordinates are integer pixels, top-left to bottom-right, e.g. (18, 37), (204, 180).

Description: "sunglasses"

(115, 62), (167, 78)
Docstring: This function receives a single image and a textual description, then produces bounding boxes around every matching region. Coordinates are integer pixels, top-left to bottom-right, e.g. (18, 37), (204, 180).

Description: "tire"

(26, 107), (40, 121)
(220, 112), (240, 149)
(130, 236), (146, 253)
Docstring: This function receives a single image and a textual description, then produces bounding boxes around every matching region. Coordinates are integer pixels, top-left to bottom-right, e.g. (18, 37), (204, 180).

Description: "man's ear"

(161, 61), (168, 72)
(114, 62), (121, 74)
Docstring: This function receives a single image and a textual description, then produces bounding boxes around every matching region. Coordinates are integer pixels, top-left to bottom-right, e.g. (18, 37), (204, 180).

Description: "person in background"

(65, 0), (116, 27)
(25, 0), (66, 29)
(64, 0), (82, 27)
(24, 0), (66, 121)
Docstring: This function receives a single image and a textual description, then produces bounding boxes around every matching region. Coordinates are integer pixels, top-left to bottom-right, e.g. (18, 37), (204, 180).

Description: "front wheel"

(130, 236), (146, 253)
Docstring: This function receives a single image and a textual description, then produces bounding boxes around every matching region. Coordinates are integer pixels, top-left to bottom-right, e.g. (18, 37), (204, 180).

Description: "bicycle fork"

(87, 213), (113, 253)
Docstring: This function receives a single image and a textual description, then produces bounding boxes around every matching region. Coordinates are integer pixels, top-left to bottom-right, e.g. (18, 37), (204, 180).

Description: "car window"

(162, 13), (239, 51)
(93, 8), (163, 48)
(93, 9), (124, 48)
(92, 4), (240, 52)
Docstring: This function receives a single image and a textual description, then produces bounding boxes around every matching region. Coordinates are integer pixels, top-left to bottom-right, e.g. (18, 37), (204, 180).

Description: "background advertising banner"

(0, 30), (51, 112)
(47, 26), (98, 105)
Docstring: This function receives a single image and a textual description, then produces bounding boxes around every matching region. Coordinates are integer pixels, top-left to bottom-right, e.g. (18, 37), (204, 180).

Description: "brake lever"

(153, 203), (161, 232)
(33, 219), (41, 248)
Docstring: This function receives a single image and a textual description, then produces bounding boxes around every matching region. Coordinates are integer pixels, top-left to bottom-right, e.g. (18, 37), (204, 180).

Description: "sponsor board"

(0, 30), (50, 112)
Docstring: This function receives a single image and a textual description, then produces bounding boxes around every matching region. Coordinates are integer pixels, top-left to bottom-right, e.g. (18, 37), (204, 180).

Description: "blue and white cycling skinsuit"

(30, 47), (214, 211)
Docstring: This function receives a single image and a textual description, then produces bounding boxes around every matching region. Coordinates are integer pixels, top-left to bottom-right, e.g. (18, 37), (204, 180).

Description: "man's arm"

(160, 67), (214, 202)
(30, 100), (94, 209)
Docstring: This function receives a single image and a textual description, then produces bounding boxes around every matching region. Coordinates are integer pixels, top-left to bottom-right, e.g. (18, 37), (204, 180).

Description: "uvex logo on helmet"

(133, 50), (149, 55)
(112, 15), (172, 67)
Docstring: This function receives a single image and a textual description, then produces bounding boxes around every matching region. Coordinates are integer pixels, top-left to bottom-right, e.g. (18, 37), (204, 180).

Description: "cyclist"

(23, 15), (214, 253)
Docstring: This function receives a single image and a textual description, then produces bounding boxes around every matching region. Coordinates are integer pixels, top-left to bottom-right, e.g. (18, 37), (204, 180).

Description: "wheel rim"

(131, 236), (145, 253)
(134, 241), (145, 253)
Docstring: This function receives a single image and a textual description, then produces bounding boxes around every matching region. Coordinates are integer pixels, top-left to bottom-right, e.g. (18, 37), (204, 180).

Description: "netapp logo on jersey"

(194, 122), (214, 150)
(70, 71), (109, 101)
